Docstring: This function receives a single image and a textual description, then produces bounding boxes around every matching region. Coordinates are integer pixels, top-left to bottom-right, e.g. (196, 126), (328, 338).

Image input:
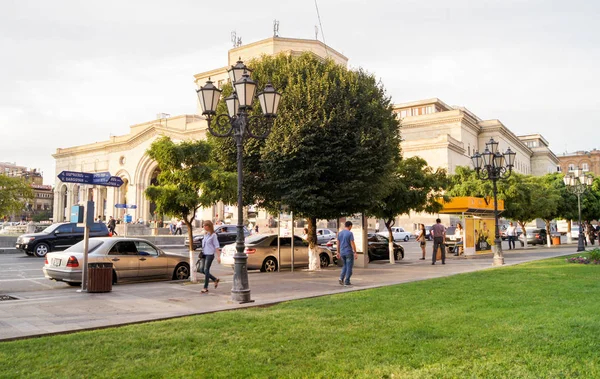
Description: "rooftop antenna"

(314, 25), (319, 40)
(273, 19), (279, 37)
(314, 0), (329, 57)
(231, 31), (242, 48)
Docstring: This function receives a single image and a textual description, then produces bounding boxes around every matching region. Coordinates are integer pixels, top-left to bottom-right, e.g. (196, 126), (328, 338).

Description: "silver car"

(43, 237), (190, 286)
(221, 234), (333, 272)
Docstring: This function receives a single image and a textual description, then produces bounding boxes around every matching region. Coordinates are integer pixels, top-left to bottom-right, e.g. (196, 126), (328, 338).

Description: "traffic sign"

(115, 204), (137, 209)
(57, 171), (122, 187)
(104, 176), (124, 187)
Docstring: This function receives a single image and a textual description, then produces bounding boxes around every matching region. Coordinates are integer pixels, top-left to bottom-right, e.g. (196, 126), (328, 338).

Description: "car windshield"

(41, 224), (61, 234)
(64, 239), (104, 253)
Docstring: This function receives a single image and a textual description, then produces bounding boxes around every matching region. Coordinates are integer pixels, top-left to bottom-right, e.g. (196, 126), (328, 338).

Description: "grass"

(1, 255), (600, 378)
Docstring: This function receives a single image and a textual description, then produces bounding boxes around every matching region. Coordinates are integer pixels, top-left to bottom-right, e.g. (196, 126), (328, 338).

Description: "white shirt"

(507, 226), (517, 236)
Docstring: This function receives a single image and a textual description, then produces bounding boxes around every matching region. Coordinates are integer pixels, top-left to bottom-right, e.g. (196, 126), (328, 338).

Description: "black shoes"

(338, 279), (343, 285)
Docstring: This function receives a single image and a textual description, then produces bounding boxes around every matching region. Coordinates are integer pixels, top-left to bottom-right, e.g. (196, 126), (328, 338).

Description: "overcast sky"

(2, 0), (599, 185)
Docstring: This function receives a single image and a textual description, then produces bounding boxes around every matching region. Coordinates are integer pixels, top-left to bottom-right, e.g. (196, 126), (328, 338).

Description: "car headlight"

(22, 237), (35, 243)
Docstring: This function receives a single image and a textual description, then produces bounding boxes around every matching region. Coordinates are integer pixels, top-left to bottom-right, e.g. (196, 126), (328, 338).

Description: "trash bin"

(88, 262), (113, 293)
(552, 236), (561, 245)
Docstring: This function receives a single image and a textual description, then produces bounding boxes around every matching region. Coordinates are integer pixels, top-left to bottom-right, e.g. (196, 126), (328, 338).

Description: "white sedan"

(43, 237), (190, 286)
(377, 227), (412, 242)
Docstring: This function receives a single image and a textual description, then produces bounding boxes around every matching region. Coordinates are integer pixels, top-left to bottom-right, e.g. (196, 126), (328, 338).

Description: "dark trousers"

(432, 237), (445, 264)
(508, 236), (516, 249)
(203, 254), (218, 289)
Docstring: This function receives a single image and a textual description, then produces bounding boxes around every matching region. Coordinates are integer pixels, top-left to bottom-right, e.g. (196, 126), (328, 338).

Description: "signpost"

(57, 171), (125, 293)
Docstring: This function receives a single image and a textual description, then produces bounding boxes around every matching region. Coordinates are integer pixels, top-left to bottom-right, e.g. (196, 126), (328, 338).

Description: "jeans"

(203, 254), (218, 289)
(339, 254), (354, 284)
(432, 237), (445, 264)
(508, 235), (516, 249)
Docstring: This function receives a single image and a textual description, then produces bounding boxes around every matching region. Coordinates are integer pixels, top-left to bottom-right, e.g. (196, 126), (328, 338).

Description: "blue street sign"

(58, 171), (121, 187)
(92, 172), (111, 184)
(115, 204), (137, 209)
(104, 176), (124, 187)
(57, 171), (94, 184)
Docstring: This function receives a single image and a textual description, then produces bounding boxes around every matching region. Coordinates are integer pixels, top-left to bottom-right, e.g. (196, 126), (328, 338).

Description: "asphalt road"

(0, 238), (530, 294)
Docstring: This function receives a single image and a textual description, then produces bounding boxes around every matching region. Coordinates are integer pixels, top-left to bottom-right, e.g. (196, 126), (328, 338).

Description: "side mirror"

(54, 230), (60, 235)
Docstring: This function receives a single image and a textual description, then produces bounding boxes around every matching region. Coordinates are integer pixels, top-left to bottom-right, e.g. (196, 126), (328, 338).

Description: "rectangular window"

(582, 163), (589, 171)
(568, 164), (576, 172)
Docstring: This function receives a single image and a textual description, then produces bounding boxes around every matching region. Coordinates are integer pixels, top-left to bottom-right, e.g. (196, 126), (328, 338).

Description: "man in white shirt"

(506, 222), (517, 250)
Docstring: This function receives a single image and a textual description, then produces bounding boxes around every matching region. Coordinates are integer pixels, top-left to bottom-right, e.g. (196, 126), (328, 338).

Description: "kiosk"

(439, 197), (504, 256)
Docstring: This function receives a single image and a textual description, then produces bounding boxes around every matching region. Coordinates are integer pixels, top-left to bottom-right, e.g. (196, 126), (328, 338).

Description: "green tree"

(0, 175), (34, 219)
(145, 137), (236, 280)
(211, 53), (401, 269)
(368, 156), (448, 263)
(533, 174), (562, 246)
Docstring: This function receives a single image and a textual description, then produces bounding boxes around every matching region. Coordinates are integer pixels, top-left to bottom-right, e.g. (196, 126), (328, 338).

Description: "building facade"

(557, 150), (600, 175)
(52, 37), (347, 225)
(1, 162), (53, 221)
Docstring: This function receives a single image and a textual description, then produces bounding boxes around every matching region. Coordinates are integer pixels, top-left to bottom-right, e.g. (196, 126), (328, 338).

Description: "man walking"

(107, 216), (117, 236)
(337, 221), (358, 286)
(431, 218), (446, 265)
(507, 222), (517, 250)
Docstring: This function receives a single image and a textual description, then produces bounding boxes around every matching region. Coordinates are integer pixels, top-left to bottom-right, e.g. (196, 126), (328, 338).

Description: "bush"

(566, 250), (600, 265)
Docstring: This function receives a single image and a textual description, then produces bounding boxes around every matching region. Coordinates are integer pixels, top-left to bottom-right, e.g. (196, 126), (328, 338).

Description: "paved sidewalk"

(0, 246), (579, 341)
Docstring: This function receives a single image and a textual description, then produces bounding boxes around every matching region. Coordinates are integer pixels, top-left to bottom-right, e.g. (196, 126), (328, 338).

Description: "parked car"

(413, 226), (433, 241)
(518, 228), (548, 245)
(43, 237), (190, 286)
(184, 224), (250, 250)
(15, 222), (110, 257)
(316, 228), (336, 244)
(329, 233), (405, 264)
(377, 226), (412, 242)
(220, 234), (333, 272)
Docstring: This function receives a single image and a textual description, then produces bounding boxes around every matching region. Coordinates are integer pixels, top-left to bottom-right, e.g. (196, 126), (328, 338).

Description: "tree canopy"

(0, 175), (34, 219)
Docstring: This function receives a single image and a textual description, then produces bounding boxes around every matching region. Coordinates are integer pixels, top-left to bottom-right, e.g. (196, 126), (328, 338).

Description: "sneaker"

(338, 279), (343, 285)
(344, 282), (352, 286)
(419, 258), (425, 260)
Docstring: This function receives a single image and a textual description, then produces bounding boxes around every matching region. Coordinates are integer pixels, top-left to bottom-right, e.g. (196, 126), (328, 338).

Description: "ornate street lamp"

(563, 167), (593, 252)
(196, 61), (282, 303)
(471, 137), (516, 266)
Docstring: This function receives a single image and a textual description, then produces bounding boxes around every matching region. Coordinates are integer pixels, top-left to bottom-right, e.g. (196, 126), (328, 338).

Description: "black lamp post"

(196, 60), (281, 303)
(471, 137), (516, 266)
(563, 167), (593, 252)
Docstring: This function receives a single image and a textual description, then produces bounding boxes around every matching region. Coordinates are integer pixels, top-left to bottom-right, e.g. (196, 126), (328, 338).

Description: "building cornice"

(478, 120), (532, 156)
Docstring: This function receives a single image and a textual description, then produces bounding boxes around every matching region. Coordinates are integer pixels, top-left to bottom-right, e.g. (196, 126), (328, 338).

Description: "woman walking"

(416, 223), (427, 260)
(200, 220), (220, 294)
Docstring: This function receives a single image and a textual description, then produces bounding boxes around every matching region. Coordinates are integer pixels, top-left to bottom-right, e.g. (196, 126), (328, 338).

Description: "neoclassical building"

(557, 149), (600, 175)
(53, 36), (560, 229)
(52, 37), (348, 224)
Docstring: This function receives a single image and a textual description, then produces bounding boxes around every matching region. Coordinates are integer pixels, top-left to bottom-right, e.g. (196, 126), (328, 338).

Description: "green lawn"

(2, 256), (600, 378)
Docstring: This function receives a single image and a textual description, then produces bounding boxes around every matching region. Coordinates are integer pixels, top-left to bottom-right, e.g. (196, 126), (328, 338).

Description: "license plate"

(52, 258), (62, 267)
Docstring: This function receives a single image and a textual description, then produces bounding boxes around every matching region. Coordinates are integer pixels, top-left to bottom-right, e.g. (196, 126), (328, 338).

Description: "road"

(0, 238), (539, 295)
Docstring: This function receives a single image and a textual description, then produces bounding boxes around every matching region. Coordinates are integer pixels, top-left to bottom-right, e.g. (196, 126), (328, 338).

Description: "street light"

(563, 167), (593, 252)
(196, 60), (282, 303)
(471, 137), (516, 266)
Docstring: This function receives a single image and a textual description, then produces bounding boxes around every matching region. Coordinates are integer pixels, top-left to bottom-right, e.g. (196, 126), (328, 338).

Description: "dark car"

(15, 222), (110, 257)
(518, 228), (548, 245)
(330, 233), (404, 264)
(184, 224), (250, 250)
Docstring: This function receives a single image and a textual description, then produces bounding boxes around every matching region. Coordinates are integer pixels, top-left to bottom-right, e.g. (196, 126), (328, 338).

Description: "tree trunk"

(519, 221), (528, 248)
(185, 218), (197, 282)
(307, 217), (320, 271)
(385, 218), (396, 264)
(545, 220), (552, 247)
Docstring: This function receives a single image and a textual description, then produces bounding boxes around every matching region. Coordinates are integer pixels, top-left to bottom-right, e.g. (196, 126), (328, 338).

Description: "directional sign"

(115, 204), (137, 209)
(58, 171), (121, 187)
(104, 176), (124, 187)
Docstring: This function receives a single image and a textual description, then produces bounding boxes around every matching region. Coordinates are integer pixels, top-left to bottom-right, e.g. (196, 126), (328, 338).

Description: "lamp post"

(471, 137), (516, 266)
(196, 59), (282, 303)
(563, 167), (593, 252)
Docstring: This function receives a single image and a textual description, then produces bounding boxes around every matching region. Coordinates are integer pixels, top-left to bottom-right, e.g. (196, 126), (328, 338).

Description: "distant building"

(557, 149), (600, 175)
(0, 162), (53, 221)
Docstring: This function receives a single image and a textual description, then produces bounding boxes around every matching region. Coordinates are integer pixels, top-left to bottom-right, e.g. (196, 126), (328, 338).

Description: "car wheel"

(319, 253), (330, 268)
(261, 257), (278, 272)
(112, 270), (118, 284)
(396, 248), (405, 260)
(33, 242), (50, 257)
(66, 282), (81, 287)
(403, 235), (409, 242)
(173, 263), (190, 280)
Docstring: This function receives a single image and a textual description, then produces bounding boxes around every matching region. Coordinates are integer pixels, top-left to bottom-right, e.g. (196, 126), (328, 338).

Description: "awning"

(438, 196), (504, 217)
